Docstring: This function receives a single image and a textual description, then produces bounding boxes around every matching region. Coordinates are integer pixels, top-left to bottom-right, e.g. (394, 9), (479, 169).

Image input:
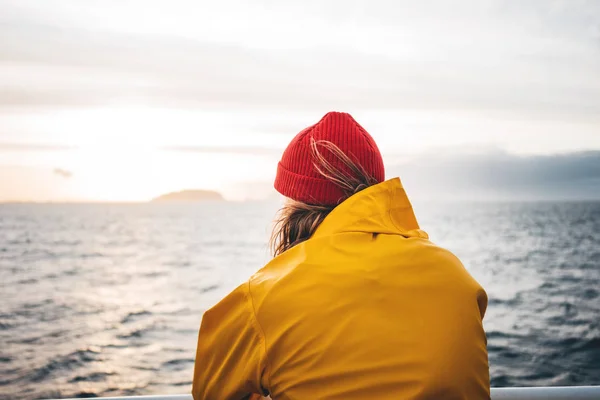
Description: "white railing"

(491, 386), (600, 399)
(53, 387), (600, 400)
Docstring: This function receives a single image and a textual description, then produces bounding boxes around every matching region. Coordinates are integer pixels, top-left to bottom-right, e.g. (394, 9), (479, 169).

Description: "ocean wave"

(69, 371), (116, 383)
(120, 310), (152, 324)
(23, 348), (103, 384)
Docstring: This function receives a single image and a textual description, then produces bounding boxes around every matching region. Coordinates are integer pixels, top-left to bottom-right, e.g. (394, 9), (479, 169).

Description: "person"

(192, 112), (490, 399)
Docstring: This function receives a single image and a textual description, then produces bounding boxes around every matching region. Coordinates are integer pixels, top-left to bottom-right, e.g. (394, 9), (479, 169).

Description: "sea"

(1, 201), (599, 399)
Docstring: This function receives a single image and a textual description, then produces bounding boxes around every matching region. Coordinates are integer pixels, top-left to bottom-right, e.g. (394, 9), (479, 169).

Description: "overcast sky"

(0, 0), (599, 201)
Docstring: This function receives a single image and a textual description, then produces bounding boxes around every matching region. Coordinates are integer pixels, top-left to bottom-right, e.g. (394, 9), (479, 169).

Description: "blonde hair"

(270, 139), (379, 257)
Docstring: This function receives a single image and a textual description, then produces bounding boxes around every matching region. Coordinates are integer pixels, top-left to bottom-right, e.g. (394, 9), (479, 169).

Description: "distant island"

(151, 190), (224, 203)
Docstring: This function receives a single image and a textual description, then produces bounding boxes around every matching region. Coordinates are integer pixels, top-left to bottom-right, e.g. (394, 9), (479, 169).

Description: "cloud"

(53, 168), (72, 178)
(0, 142), (75, 151)
(250, 121), (311, 136)
(225, 149), (600, 201)
(390, 150), (600, 201)
(162, 145), (281, 156)
(0, 0), (598, 121)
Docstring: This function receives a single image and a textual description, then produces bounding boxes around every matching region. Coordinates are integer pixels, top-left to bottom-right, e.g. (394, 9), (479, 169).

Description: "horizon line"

(3, 198), (600, 205)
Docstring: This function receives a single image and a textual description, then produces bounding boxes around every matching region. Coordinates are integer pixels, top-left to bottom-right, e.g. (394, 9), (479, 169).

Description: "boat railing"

(51, 386), (600, 400)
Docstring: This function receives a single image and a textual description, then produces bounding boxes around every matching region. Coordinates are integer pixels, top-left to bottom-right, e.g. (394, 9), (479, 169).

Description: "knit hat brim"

(274, 162), (347, 206)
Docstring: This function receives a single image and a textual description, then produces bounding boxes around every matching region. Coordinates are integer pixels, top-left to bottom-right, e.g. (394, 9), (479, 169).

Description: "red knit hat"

(274, 111), (385, 206)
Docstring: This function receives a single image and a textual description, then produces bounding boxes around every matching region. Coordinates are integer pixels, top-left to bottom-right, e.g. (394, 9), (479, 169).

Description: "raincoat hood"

(312, 177), (428, 239)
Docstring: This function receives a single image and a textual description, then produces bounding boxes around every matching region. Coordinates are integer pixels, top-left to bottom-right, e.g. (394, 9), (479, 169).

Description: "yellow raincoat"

(192, 178), (490, 399)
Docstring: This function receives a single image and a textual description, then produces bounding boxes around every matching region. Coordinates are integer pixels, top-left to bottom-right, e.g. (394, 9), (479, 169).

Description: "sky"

(0, 0), (599, 202)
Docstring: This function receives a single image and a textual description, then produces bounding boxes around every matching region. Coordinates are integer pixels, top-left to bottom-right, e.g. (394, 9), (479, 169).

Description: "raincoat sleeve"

(192, 282), (269, 400)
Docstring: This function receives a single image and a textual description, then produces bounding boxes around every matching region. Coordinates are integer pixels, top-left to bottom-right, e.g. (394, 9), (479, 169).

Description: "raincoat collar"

(312, 178), (429, 239)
